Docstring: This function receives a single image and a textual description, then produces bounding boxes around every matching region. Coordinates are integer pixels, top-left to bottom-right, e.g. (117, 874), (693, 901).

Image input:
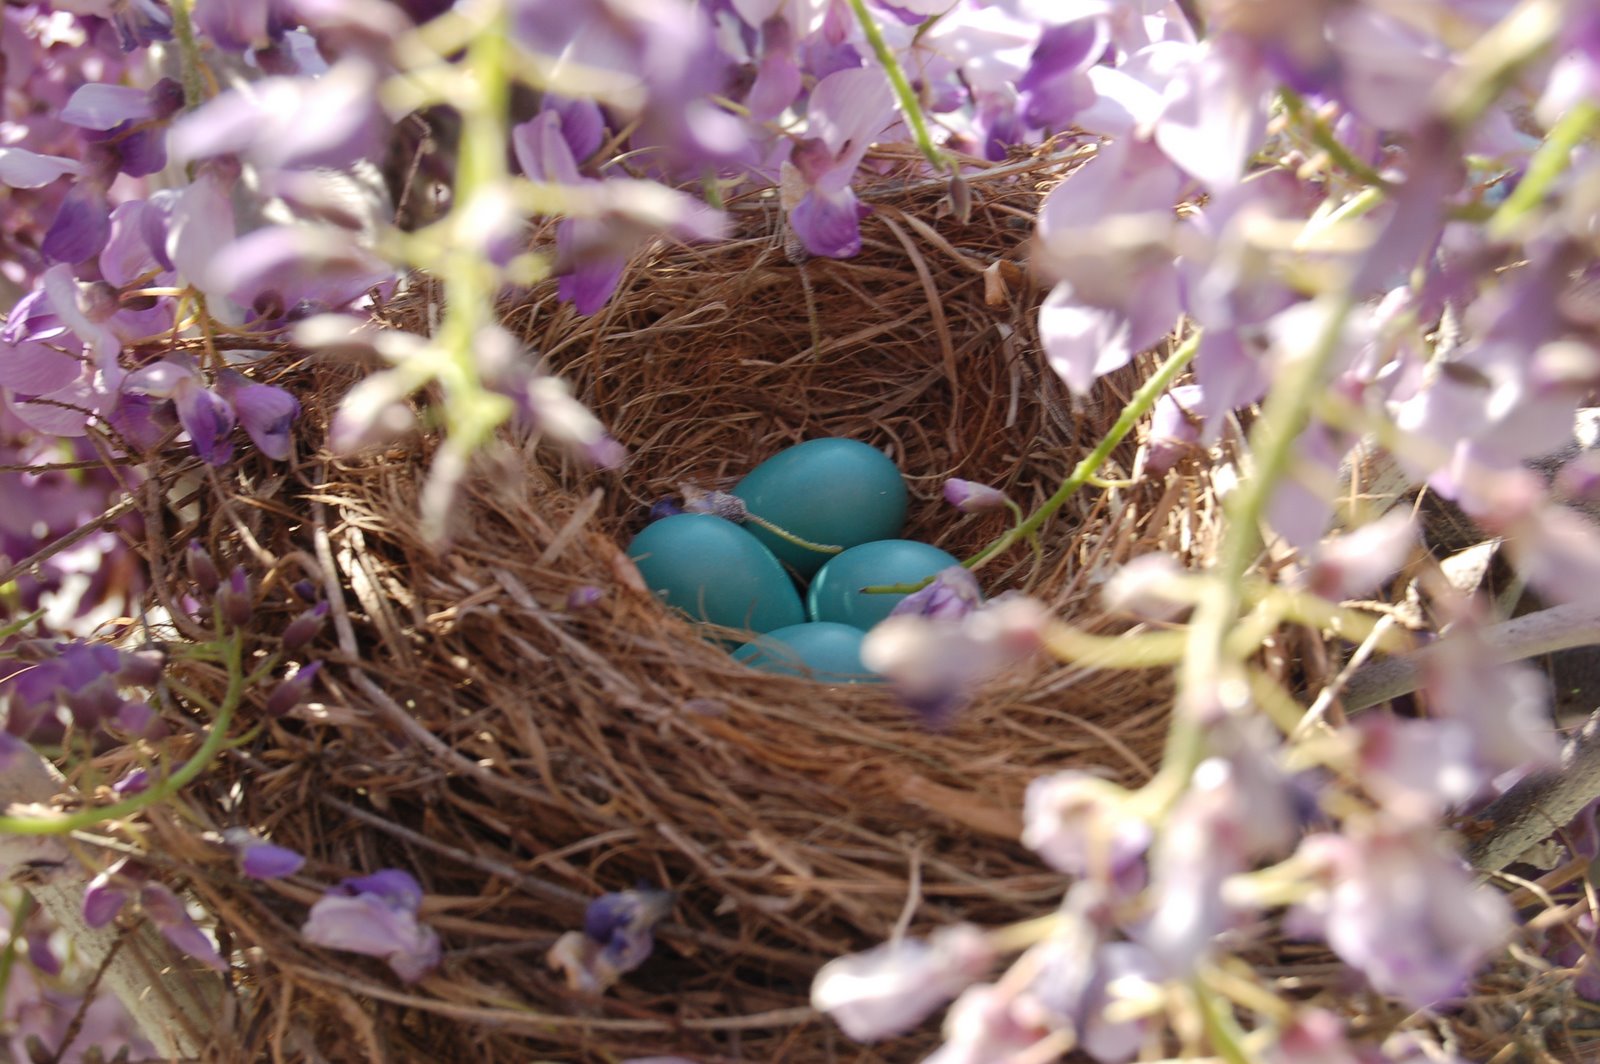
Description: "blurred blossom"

(218, 565), (255, 627)
(83, 857), (137, 928)
(1143, 742), (1296, 972)
(889, 565), (983, 622)
(187, 541), (222, 594)
(549, 885), (674, 994)
(1264, 1009), (1363, 1064)
(203, 224), (394, 322)
(779, 66), (897, 258)
(1153, 34), (1273, 190)
(862, 595), (1048, 726)
(302, 868), (441, 982)
(1101, 552), (1189, 621)
(1549, 912), (1600, 1003)
(812, 923), (994, 1042)
(942, 478), (1008, 513)
(140, 882), (228, 971)
(1139, 383), (1204, 475)
(1303, 512), (1414, 601)
(1012, 884), (1159, 1064)
(567, 585), (604, 610)
(112, 766), (151, 796)
(224, 828), (306, 879)
(924, 983), (1049, 1064)
(1422, 638), (1560, 778)
(192, 0), (290, 53)
(214, 369), (301, 460)
(1354, 715), (1485, 823)
(1286, 824), (1511, 1008)
(1021, 771), (1149, 890)
(329, 368), (420, 455)
(265, 660), (323, 717)
(171, 59), (386, 172)
(281, 600), (329, 652)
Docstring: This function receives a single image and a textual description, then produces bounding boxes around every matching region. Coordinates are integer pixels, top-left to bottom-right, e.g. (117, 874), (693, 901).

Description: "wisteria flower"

(302, 868), (441, 983)
(1287, 823), (1511, 1008)
(779, 66), (896, 258)
(548, 885), (674, 994)
(812, 923), (993, 1041)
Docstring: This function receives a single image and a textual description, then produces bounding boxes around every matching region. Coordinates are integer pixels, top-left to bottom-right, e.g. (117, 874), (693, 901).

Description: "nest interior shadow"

(135, 154), (1221, 1063)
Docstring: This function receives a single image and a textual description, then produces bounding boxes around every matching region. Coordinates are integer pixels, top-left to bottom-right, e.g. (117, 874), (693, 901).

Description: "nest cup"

(139, 154), (1216, 1061)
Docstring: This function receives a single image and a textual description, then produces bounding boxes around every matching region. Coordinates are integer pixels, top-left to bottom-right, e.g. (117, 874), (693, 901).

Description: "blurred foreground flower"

(548, 885), (674, 994)
(302, 868), (441, 982)
(863, 595), (1047, 726)
(811, 923), (993, 1042)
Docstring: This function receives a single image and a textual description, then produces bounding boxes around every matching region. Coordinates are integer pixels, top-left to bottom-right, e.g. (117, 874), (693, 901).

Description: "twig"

(1467, 710), (1600, 872)
(1341, 601), (1600, 712)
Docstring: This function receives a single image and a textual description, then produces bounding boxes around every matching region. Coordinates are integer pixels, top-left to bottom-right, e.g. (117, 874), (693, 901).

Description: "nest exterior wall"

(123, 159), (1223, 1062)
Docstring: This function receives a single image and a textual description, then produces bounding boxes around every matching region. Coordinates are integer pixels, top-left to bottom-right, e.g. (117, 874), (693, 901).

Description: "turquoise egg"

(807, 540), (965, 630)
(732, 438), (909, 578)
(627, 514), (803, 634)
(733, 622), (882, 683)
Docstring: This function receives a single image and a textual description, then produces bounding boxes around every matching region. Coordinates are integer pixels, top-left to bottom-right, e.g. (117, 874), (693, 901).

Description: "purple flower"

(216, 369), (301, 460)
(112, 767), (151, 796)
(281, 601), (329, 652)
(83, 858), (137, 928)
(201, 224), (393, 321)
(863, 596), (1048, 726)
(548, 886), (674, 993)
(566, 585), (603, 610)
(265, 660), (323, 717)
(1022, 770), (1150, 891)
(888, 565), (983, 622)
(811, 923), (994, 1042)
(1287, 824), (1511, 1008)
(125, 358), (237, 465)
(1304, 512), (1415, 601)
(218, 565), (254, 627)
(171, 59), (386, 172)
(224, 828), (306, 879)
(1152, 35), (1274, 190)
(140, 882), (228, 971)
(923, 983), (1049, 1064)
(779, 66), (896, 259)
(192, 0), (290, 52)
(942, 478), (1008, 513)
(187, 541), (222, 593)
(302, 868), (441, 983)
(0, 147), (83, 189)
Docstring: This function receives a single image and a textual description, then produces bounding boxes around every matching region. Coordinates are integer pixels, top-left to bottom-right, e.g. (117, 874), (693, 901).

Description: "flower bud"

(281, 601), (329, 653)
(566, 586), (603, 611)
(265, 660), (323, 717)
(218, 566), (254, 627)
(942, 478), (1008, 513)
(186, 541), (221, 594)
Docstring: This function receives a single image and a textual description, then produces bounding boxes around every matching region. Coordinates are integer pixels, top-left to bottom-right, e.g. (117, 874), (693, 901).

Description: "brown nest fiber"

(134, 151), (1228, 1062)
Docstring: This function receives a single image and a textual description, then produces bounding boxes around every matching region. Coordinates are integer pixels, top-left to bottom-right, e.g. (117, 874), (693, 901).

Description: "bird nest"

(101, 152), (1338, 1062)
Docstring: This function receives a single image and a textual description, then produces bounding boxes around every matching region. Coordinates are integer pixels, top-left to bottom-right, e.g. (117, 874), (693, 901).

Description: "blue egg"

(807, 540), (965, 630)
(627, 514), (804, 634)
(732, 438), (909, 578)
(733, 622), (882, 683)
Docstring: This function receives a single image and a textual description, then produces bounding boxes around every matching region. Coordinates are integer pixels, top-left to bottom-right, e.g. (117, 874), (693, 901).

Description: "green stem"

(0, 635), (245, 836)
(742, 515), (842, 556)
(845, 0), (948, 174)
(861, 334), (1200, 596)
(1488, 100), (1600, 239)
(166, 0), (208, 111)
(968, 332), (1200, 572)
(1144, 295), (1354, 815)
(1280, 88), (1389, 189)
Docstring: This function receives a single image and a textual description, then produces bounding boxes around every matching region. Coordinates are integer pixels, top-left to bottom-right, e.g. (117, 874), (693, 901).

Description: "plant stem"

(1144, 295), (1354, 815)
(166, 0), (208, 111)
(967, 332), (1200, 573)
(0, 634), (245, 836)
(845, 0), (948, 174)
(1488, 100), (1600, 239)
(1280, 88), (1389, 189)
